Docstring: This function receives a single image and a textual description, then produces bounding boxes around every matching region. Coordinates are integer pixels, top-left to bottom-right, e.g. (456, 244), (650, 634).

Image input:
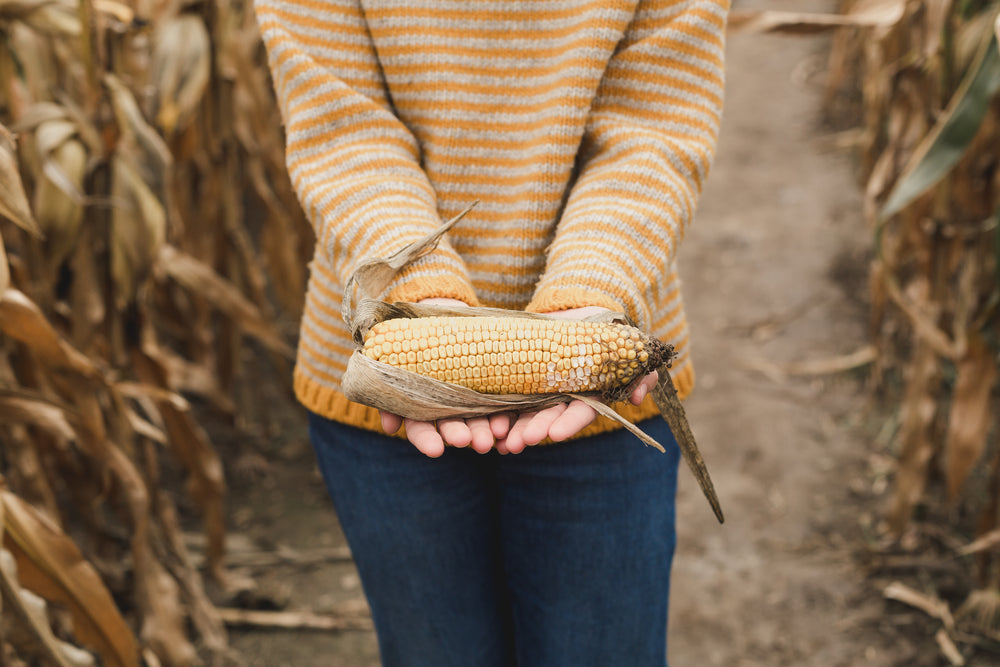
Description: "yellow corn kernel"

(361, 316), (672, 398)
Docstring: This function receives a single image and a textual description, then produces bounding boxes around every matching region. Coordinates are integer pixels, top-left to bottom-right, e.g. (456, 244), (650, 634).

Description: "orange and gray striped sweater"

(255, 0), (728, 435)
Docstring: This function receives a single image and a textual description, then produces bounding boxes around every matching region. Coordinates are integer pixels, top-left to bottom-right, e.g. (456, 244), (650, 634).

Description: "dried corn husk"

(340, 209), (724, 524)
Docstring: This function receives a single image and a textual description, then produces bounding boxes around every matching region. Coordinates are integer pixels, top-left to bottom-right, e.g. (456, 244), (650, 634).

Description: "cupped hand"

(379, 297), (507, 457)
(377, 302), (659, 457)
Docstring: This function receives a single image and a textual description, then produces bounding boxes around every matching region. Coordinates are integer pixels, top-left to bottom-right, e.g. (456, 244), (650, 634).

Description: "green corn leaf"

(880, 33), (1000, 219)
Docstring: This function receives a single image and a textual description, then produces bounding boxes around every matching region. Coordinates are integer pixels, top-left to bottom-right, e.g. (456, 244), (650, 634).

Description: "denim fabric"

(308, 413), (680, 667)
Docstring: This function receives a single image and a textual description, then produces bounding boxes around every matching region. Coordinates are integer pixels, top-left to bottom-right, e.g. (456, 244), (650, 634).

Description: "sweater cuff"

(383, 270), (480, 305)
(525, 287), (631, 321)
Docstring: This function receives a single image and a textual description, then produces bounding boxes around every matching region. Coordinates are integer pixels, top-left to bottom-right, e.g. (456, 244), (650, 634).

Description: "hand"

(379, 298), (508, 457)
(377, 302), (658, 457)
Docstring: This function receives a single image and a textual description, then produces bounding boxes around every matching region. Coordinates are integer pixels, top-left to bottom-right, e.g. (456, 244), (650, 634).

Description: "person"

(254, 1), (728, 665)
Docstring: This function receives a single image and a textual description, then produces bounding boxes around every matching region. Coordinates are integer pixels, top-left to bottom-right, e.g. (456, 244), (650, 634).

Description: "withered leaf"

(729, 0), (905, 34)
(0, 389), (78, 441)
(0, 551), (96, 667)
(0, 123), (42, 237)
(0, 232), (9, 293)
(944, 335), (997, 501)
(1, 491), (139, 667)
(0, 288), (100, 378)
(156, 244), (294, 358)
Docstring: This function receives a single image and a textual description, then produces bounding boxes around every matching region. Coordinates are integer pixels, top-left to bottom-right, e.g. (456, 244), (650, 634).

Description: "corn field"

(3, 0), (1000, 663)
(822, 0), (1000, 655)
(0, 0), (311, 662)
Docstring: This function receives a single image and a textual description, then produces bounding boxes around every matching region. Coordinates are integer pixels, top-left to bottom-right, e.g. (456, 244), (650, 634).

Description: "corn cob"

(361, 316), (674, 402)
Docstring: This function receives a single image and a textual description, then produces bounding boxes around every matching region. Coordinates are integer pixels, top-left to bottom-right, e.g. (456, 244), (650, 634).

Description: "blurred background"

(2, 0), (1000, 665)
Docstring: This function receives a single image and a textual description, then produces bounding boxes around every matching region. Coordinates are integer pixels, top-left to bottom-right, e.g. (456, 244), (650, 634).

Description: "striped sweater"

(255, 0), (728, 435)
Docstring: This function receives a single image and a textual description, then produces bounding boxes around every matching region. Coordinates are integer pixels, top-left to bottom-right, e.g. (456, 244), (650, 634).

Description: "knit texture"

(255, 0), (728, 436)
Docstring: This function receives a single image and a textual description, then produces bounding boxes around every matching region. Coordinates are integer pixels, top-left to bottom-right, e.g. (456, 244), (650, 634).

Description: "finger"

(629, 370), (659, 406)
(404, 419), (446, 458)
(489, 412), (511, 440)
(521, 403), (568, 446)
(380, 411), (403, 434)
(498, 411), (535, 455)
(495, 439), (511, 455)
(548, 400), (598, 442)
(438, 418), (472, 448)
(467, 417), (495, 454)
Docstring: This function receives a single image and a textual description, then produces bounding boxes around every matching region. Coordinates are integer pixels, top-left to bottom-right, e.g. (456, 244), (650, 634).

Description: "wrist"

(540, 306), (612, 320)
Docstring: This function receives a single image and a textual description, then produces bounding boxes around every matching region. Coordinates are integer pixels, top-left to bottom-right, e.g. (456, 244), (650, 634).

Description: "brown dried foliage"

(826, 0), (1000, 646)
(825, 0), (1000, 531)
(0, 0), (309, 662)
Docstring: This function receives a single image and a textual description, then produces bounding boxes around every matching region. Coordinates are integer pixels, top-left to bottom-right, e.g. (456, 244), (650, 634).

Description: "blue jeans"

(308, 413), (680, 667)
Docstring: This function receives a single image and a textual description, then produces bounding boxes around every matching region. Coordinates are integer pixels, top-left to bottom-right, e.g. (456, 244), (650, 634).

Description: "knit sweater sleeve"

(254, 0), (478, 305)
(526, 0), (728, 328)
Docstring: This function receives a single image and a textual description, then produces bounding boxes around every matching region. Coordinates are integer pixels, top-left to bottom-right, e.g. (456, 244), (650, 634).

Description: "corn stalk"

(734, 0), (1000, 651)
(0, 0), (309, 661)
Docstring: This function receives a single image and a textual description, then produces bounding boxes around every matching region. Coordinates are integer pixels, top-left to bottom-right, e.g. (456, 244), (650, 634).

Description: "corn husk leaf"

(1, 491), (139, 667)
(881, 32), (1000, 219)
(0, 124), (42, 237)
(34, 121), (87, 270)
(729, 0), (905, 34)
(110, 157), (167, 308)
(340, 216), (724, 524)
(342, 202), (478, 329)
(152, 15), (211, 135)
(944, 335), (997, 501)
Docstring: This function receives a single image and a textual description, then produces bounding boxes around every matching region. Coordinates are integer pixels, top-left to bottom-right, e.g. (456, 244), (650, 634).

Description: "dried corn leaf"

(887, 342), (941, 534)
(341, 218), (724, 523)
(92, 0), (132, 25)
(881, 33), (1000, 219)
(0, 551), (95, 667)
(884, 581), (955, 630)
(152, 15), (211, 135)
(0, 232), (9, 294)
(0, 289), (100, 378)
(104, 75), (171, 191)
(923, 0), (955, 60)
(131, 347), (228, 579)
(944, 336), (997, 501)
(0, 389), (78, 441)
(156, 244), (294, 358)
(0, 124), (41, 237)
(729, 0), (904, 34)
(1, 492), (139, 667)
(17, 0), (79, 35)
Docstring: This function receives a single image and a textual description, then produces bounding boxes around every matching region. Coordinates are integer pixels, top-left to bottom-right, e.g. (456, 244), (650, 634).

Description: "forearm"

(527, 0), (728, 328)
(255, 0), (478, 303)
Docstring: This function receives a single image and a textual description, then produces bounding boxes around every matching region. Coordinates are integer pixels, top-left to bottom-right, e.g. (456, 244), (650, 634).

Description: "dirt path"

(667, 2), (888, 663)
(223, 4), (900, 665)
